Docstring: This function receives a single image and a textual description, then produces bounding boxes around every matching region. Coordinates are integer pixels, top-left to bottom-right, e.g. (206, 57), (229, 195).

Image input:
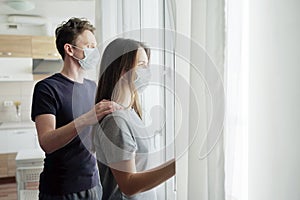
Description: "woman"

(93, 38), (175, 200)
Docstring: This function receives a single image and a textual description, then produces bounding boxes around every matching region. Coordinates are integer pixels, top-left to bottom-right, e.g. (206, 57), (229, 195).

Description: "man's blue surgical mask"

(72, 45), (100, 70)
(134, 67), (151, 93)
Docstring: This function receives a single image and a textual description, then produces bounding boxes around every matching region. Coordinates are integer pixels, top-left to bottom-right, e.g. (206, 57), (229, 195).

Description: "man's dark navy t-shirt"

(31, 73), (100, 195)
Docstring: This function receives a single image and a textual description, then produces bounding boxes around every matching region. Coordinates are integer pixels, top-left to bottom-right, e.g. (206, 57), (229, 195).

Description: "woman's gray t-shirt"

(93, 109), (157, 200)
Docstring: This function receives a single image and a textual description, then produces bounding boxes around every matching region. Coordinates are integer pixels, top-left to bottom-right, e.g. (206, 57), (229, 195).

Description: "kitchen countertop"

(0, 121), (35, 130)
(16, 148), (45, 163)
(0, 121), (38, 154)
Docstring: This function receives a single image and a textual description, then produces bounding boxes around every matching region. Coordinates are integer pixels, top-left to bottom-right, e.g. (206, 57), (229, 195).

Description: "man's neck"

(60, 59), (85, 83)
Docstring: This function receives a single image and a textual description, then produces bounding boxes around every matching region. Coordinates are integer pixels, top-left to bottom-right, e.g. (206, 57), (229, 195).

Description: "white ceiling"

(0, 0), (95, 24)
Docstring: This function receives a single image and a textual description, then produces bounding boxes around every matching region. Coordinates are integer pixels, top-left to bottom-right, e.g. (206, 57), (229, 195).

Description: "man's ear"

(64, 43), (74, 57)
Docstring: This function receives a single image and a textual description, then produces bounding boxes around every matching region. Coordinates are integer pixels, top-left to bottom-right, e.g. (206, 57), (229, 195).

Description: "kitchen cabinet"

(0, 35), (61, 81)
(0, 152), (17, 178)
(31, 36), (60, 59)
(7, 153), (16, 176)
(0, 35), (59, 59)
(0, 154), (8, 177)
(0, 35), (31, 58)
(0, 125), (39, 178)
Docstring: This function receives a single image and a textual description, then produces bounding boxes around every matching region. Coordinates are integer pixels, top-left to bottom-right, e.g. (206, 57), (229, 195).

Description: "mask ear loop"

(72, 54), (82, 61)
(70, 44), (84, 50)
(64, 43), (75, 58)
(70, 44), (84, 61)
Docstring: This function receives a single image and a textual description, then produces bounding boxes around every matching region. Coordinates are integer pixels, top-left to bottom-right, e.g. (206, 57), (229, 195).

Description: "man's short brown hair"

(55, 17), (95, 60)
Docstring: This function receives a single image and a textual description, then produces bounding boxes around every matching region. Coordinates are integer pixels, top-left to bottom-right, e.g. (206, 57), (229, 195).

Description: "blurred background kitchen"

(0, 1), (96, 200)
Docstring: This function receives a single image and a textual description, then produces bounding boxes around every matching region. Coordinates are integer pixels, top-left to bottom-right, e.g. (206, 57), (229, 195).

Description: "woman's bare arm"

(109, 158), (175, 197)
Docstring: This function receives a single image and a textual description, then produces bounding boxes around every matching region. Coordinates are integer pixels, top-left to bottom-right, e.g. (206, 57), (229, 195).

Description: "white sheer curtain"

(95, 0), (228, 199)
(187, 0), (248, 199)
(185, 0), (226, 199)
(95, 0), (176, 199)
(224, 0), (248, 200)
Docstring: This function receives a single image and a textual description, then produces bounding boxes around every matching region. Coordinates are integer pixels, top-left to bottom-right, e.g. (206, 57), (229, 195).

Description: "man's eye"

(87, 44), (96, 48)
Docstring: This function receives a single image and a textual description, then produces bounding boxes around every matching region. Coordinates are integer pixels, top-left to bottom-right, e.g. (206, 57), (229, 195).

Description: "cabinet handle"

(13, 131), (28, 134)
(0, 52), (12, 56)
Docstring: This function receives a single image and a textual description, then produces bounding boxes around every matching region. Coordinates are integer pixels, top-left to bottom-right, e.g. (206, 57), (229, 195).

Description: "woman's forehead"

(136, 48), (149, 62)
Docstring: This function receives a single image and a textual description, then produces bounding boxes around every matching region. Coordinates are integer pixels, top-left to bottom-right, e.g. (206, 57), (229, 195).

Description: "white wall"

(0, 1), (95, 36)
(0, 81), (35, 122)
(249, 0), (300, 199)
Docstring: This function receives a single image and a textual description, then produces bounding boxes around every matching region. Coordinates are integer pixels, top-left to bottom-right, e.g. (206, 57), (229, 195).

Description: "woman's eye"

(138, 64), (147, 68)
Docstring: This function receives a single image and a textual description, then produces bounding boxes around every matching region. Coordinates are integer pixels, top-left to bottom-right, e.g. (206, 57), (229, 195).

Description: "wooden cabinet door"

(0, 35), (31, 57)
(0, 154), (8, 178)
(7, 153), (17, 177)
(0, 153), (17, 178)
(32, 36), (60, 59)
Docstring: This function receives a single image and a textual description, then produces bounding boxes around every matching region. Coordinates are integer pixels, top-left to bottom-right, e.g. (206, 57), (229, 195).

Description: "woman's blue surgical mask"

(134, 67), (151, 93)
(72, 45), (100, 70)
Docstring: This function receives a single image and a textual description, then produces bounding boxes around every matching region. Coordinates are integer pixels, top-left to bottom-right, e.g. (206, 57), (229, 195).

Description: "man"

(31, 17), (119, 199)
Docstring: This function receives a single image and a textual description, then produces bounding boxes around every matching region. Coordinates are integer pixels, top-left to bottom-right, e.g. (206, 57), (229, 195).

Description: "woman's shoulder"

(94, 110), (135, 141)
(105, 108), (138, 120)
(101, 109), (132, 126)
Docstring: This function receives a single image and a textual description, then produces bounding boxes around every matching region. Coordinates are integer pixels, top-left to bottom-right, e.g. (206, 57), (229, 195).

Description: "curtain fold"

(205, 0), (226, 199)
(224, 0), (248, 200)
(188, 0), (226, 199)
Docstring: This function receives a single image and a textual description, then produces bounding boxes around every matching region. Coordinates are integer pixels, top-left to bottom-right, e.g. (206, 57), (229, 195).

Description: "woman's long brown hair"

(95, 38), (150, 120)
